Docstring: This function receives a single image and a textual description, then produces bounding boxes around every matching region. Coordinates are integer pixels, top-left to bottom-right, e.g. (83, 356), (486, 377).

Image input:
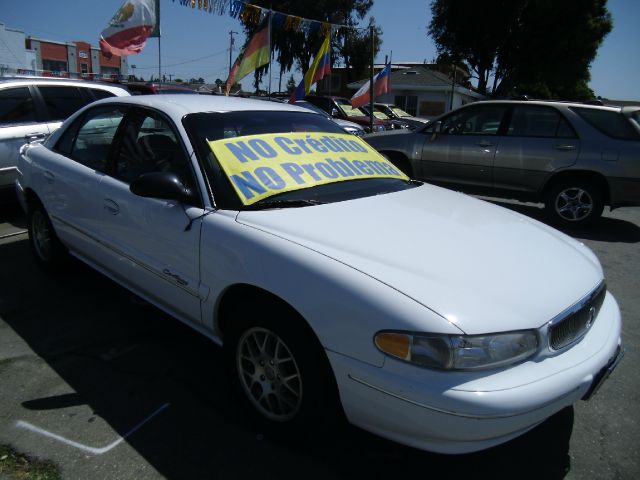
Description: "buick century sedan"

(16, 95), (623, 454)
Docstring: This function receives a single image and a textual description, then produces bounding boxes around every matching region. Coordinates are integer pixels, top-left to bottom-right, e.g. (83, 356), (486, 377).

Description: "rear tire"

(27, 199), (68, 271)
(224, 302), (341, 435)
(544, 179), (604, 228)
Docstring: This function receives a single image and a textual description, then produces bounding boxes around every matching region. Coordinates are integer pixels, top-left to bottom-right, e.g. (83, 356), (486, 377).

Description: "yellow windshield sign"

(208, 132), (408, 206)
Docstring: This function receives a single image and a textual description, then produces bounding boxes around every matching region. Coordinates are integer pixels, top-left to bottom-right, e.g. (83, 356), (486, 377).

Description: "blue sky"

(2, 0), (638, 99)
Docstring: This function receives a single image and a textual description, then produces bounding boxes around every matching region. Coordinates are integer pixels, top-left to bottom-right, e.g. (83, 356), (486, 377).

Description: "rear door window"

(571, 107), (640, 140)
(0, 87), (37, 126)
(68, 105), (127, 172)
(39, 86), (92, 121)
(507, 106), (576, 138)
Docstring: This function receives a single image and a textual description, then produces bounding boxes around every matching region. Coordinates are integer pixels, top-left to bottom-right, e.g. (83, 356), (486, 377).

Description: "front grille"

(549, 283), (606, 350)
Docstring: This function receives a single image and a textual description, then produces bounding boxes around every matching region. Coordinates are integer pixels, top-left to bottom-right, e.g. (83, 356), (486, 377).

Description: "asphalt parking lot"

(0, 198), (638, 480)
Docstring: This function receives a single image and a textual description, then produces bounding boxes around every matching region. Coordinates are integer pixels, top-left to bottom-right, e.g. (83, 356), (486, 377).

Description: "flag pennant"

(226, 23), (270, 94)
(350, 62), (391, 108)
(100, 0), (159, 58)
(289, 34), (331, 103)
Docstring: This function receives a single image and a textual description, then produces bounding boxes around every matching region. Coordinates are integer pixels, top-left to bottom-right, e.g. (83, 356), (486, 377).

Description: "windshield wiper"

(245, 198), (326, 210)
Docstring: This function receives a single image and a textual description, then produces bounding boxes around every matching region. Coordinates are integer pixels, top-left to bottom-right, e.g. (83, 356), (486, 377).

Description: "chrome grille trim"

(546, 281), (606, 351)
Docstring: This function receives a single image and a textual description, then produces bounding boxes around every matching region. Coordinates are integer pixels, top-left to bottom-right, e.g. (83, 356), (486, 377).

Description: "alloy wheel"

(554, 187), (594, 222)
(31, 210), (53, 261)
(236, 327), (302, 422)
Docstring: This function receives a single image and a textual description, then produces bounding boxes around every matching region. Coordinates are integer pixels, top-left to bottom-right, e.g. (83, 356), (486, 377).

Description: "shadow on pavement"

(0, 201), (26, 231)
(484, 199), (640, 244)
(1, 237), (573, 479)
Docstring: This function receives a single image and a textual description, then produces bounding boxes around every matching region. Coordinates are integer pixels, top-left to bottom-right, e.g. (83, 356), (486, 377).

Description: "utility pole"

(450, 63), (456, 111)
(168, 73), (173, 82)
(369, 25), (374, 133)
(228, 30), (238, 78)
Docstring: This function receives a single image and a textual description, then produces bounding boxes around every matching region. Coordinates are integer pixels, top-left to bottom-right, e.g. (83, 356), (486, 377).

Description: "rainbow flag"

(226, 25), (270, 94)
(100, 0), (159, 58)
(289, 34), (331, 103)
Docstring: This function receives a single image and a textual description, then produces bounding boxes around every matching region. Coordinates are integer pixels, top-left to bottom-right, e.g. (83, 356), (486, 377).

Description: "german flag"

(226, 25), (270, 94)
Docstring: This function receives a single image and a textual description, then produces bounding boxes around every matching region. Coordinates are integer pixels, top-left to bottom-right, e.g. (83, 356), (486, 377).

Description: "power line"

(133, 48), (228, 69)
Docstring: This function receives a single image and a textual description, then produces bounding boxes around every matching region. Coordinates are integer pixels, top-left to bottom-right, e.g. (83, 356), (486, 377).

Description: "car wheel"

(225, 306), (340, 433)
(544, 179), (604, 227)
(27, 199), (68, 271)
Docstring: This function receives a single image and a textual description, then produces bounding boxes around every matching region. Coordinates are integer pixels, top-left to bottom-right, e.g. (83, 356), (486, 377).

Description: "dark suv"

(366, 100), (640, 227)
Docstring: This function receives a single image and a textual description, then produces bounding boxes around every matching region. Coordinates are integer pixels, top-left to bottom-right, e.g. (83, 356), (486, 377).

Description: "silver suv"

(366, 100), (640, 227)
(0, 77), (129, 194)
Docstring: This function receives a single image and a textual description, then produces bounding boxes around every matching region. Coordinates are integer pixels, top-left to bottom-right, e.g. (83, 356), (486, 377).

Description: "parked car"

(365, 100), (640, 227)
(294, 100), (366, 136)
(303, 95), (391, 133)
(372, 102), (430, 129)
(359, 104), (413, 130)
(0, 77), (129, 196)
(16, 95), (622, 454)
(125, 82), (199, 95)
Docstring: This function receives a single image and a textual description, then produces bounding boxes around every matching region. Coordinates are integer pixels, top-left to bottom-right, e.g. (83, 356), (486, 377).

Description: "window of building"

(0, 87), (37, 126)
(394, 95), (418, 116)
(42, 59), (68, 73)
(419, 101), (446, 117)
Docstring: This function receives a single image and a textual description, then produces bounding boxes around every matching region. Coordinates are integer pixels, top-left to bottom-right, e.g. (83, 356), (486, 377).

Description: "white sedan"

(16, 95), (623, 454)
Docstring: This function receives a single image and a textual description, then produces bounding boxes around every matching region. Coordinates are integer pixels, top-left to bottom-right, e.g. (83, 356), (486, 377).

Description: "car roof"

(0, 76), (130, 94)
(474, 99), (623, 113)
(91, 94), (314, 118)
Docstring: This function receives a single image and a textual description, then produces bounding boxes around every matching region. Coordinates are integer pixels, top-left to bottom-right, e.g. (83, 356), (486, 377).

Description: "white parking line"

(0, 230), (27, 240)
(15, 402), (170, 455)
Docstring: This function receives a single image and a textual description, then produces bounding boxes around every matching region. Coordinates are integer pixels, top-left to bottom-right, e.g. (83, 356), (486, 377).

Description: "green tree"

(286, 74), (297, 93)
(428, 0), (612, 99)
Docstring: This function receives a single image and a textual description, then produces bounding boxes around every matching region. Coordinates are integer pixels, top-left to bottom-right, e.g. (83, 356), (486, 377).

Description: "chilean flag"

(351, 62), (391, 108)
(289, 34), (331, 103)
(100, 0), (159, 58)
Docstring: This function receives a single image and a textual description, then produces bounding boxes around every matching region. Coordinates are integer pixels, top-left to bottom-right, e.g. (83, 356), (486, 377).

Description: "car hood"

(236, 184), (603, 334)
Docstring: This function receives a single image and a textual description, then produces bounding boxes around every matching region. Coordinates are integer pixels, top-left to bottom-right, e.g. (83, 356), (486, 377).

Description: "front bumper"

(327, 292), (622, 454)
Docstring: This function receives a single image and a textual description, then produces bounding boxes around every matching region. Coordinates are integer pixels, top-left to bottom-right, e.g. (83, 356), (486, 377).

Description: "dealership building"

(0, 22), (128, 80)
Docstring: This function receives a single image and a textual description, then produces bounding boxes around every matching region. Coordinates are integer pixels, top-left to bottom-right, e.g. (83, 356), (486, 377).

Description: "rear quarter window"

(39, 86), (91, 122)
(89, 89), (116, 100)
(571, 107), (640, 140)
(0, 87), (37, 126)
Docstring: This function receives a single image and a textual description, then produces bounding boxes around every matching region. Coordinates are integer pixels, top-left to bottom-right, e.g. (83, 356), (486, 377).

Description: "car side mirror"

(331, 108), (339, 117)
(429, 120), (442, 141)
(130, 171), (193, 204)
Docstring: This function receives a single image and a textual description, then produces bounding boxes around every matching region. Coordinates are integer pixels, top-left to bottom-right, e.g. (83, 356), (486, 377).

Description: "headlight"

(374, 330), (538, 370)
(372, 124), (386, 133)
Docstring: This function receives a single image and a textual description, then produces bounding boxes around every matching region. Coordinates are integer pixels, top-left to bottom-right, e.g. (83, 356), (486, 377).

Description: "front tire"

(224, 305), (341, 434)
(27, 199), (68, 271)
(544, 179), (604, 228)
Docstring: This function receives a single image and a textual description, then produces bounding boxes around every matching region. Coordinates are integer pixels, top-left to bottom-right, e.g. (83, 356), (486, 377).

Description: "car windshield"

(183, 110), (414, 210)
(294, 101), (328, 117)
(363, 106), (390, 120)
(391, 106), (412, 117)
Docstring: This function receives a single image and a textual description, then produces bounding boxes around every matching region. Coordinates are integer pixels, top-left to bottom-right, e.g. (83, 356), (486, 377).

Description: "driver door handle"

(556, 144), (576, 151)
(104, 198), (120, 215)
(477, 140), (494, 147)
